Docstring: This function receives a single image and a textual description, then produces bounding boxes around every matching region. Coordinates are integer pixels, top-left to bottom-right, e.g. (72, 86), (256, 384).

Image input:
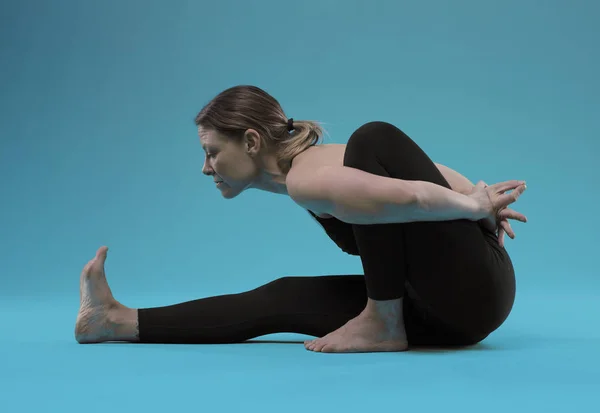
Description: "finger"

(499, 220), (514, 239)
(491, 180), (527, 193)
(496, 184), (527, 208)
(498, 227), (505, 248)
(499, 208), (528, 223)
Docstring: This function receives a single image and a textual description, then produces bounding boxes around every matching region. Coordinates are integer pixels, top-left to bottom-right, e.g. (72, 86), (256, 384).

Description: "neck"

(253, 155), (289, 195)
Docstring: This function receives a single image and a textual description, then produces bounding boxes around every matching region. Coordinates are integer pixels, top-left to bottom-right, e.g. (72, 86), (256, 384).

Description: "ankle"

(363, 298), (404, 328)
(107, 306), (140, 342)
(365, 297), (403, 315)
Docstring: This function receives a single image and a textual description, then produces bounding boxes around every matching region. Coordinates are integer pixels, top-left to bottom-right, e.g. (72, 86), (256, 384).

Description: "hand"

(468, 180), (528, 247)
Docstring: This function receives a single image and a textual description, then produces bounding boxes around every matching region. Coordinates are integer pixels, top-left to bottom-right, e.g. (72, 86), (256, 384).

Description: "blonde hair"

(194, 85), (327, 173)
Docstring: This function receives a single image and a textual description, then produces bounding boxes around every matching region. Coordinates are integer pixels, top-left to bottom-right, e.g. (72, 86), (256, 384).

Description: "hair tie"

(287, 118), (294, 132)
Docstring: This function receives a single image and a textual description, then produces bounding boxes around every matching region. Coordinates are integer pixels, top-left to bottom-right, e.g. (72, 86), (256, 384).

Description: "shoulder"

(287, 144), (344, 214)
(286, 164), (331, 215)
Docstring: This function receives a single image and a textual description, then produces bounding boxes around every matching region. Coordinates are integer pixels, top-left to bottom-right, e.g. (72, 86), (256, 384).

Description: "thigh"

(403, 220), (499, 322)
(263, 275), (368, 336)
(403, 293), (485, 347)
(265, 274), (367, 313)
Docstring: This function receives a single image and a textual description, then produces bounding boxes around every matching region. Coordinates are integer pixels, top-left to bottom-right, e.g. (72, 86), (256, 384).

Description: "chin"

(219, 186), (243, 199)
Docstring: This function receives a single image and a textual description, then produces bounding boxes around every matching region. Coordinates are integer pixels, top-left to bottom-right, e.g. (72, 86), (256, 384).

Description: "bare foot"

(75, 246), (136, 344)
(304, 299), (408, 353)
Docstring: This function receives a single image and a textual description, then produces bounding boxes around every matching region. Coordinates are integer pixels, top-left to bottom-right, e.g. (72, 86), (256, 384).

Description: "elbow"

(408, 181), (428, 215)
(382, 180), (422, 223)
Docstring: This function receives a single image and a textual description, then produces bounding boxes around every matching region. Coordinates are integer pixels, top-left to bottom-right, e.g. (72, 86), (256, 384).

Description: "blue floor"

(2, 288), (598, 413)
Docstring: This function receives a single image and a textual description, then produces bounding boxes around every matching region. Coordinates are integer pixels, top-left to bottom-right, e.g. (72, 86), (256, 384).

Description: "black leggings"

(138, 121), (516, 347)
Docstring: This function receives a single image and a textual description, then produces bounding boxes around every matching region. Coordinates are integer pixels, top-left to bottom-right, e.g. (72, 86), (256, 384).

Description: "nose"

(202, 159), (213, 176)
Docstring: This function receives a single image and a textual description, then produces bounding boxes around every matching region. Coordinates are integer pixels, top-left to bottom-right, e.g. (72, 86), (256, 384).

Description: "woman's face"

(199, 127), (261, 199)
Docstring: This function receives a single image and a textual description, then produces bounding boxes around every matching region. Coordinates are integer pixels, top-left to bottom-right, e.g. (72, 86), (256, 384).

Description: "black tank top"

(308, 210), (360, 255)
(308, 210), (501, 258)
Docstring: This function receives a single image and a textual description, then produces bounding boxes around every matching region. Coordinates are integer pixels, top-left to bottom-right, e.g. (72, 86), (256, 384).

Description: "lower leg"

(75, 246), (367, 344)
(305, 221), (410, 353)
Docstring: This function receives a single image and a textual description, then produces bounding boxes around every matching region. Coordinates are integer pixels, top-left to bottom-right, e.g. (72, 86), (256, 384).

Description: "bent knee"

(344, 121), (411, 166)
(347, 121), (403, 146)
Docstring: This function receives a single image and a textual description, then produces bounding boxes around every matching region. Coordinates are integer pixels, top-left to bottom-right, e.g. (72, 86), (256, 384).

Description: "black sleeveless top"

(307, 210), (501, 257)
(308, 210), (360, 255)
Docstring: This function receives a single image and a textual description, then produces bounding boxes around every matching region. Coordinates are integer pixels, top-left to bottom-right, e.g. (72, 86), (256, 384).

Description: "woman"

(75, 85), (527, 353)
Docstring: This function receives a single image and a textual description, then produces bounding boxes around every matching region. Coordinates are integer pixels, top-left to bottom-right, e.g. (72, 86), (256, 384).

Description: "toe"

(96, 247), (109, 265)
(82, 260), (94, 274)
(97, 246), (109, 258)
(313, 340), (327, 352)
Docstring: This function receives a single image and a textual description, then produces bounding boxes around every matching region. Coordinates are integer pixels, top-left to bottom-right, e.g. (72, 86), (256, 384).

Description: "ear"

(243, 129), (262, 155)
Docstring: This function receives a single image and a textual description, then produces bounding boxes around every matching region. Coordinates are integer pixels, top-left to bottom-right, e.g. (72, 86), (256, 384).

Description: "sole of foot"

(75, 246), (121, 344)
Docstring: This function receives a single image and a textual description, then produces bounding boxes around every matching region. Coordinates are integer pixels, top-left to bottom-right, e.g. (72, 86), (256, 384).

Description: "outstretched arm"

(288, 165), (526, 226)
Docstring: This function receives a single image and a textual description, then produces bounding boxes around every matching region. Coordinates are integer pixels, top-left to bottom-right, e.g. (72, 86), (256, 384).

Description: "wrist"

(466, 194), (487, 221)
(414, 181), (485, 221)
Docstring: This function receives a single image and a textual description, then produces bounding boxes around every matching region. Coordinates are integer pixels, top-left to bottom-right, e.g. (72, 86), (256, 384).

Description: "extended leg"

(137, 275), (367, 344)
(75, 246), (368, 344)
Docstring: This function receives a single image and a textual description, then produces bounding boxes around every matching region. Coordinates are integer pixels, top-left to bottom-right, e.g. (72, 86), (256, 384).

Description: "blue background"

(1, 0), (598, 412)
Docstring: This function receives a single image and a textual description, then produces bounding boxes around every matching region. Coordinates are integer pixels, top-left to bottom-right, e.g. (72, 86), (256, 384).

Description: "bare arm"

(288, 166), (483, 225)
(435, 163), (475, 195)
